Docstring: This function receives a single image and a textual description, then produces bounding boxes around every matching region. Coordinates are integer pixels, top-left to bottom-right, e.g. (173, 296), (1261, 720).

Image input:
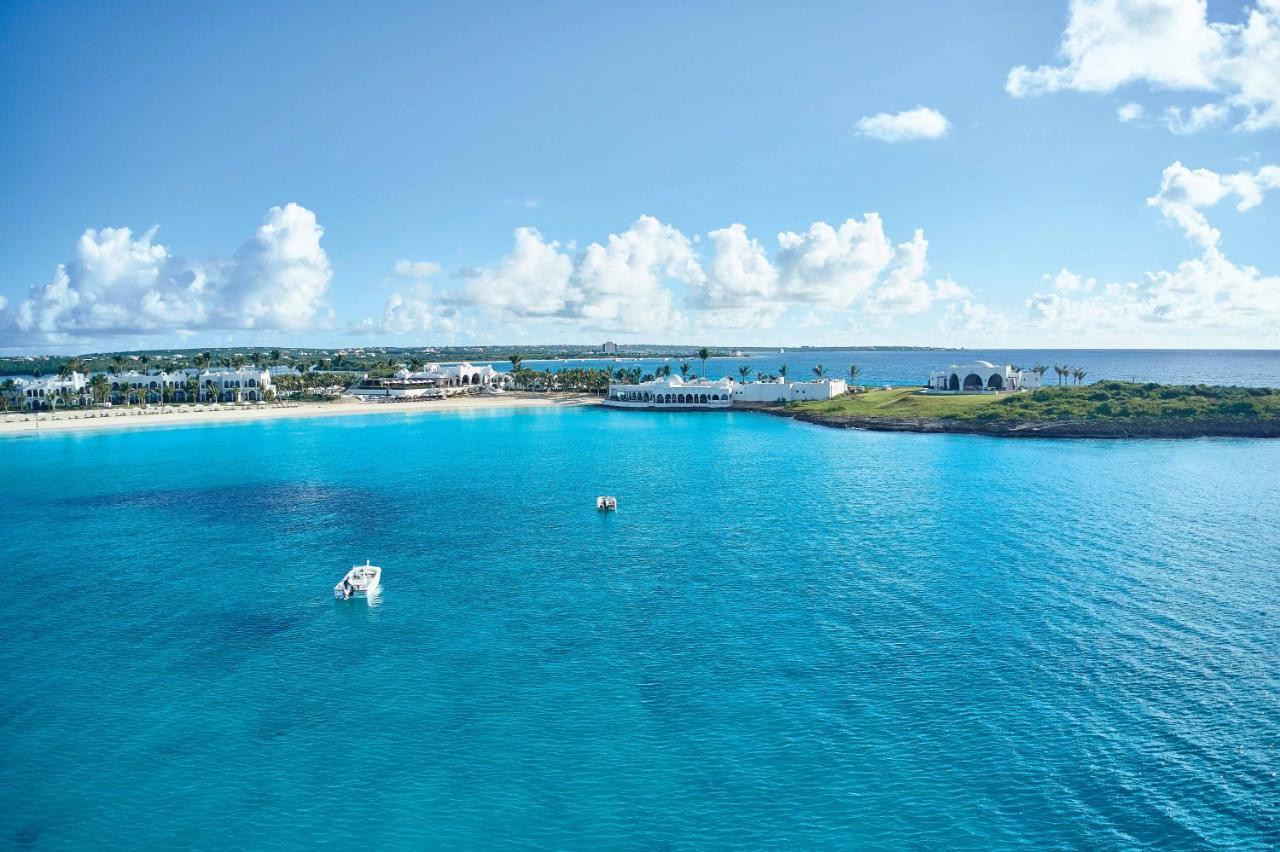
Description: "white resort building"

(7, 366), (275, 408)
(108, 367), (273, 403)
(732, 377), (847, 404)
(604, 375), (848, 409)
(351, 362), (507, 400)
(926, 361), (1037, 393)
(605, 375), (734, 408)
(15, 371), (87, 408)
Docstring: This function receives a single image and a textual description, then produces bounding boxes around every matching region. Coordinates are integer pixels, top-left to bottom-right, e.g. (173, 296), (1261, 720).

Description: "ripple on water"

(0, 410), (1277, 848)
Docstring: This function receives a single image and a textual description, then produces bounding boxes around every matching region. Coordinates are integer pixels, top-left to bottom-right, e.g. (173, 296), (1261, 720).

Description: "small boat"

(335, 560), (382, 599)
(596, 495), (618, 512)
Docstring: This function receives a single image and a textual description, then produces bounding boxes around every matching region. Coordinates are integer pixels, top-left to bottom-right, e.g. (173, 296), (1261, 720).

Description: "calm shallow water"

(1, 408), (1277, 849)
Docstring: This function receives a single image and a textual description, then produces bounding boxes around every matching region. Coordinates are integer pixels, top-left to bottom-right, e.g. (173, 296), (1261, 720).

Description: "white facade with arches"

(926, 361), (1035, 393)
(604, 376), (734, 408)
(14, 371), (87, 409)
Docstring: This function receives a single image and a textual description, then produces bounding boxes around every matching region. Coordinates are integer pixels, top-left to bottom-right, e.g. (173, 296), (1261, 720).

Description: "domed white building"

(927, 361), (1037, 393)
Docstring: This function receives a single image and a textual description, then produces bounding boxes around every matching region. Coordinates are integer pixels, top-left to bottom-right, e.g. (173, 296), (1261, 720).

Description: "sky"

(0, 0), (1277, 353)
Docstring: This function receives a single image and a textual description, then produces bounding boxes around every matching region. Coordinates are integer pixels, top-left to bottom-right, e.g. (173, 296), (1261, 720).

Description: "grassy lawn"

(792, 382), (1280, 422)
(794, 386), (1002, 417)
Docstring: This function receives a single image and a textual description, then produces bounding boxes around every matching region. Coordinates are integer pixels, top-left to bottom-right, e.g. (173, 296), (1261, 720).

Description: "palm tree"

(656, 364), (671, 379)
(697, 347), (710, 378)
(1072, 368), (1087, 386)
(738, 364), (753, 383)
(139, 354), (151, 374)
(184, 377), (199, 404)
(813, 364), (825, 379)
(194, 351), (212, 371)
(111, 354), (126, 374)
(1, 379), (15, 412)
(270, 349), (282, 368)
(1032, 364), (1048, 384)
(779, 364), (789, 381)
(679, 361), (691, 380)
(89, 374), (109, 405)
(848, 364), (860, 384)
(231, 353), (246, 370)
(1054, 365), (1068, 386)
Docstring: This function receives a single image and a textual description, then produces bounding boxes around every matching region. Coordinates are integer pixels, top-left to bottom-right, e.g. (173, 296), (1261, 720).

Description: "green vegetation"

(793, 382), (1280, 423)
(796, 387), (1002, 417)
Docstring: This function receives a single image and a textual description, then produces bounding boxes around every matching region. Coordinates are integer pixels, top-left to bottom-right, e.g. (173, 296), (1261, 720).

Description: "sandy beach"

(0, 393), (603, 437)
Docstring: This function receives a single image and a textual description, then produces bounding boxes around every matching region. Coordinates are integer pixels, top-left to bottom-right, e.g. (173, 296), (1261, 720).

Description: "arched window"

(699, 394), (708, 403)
(948, 374), (959, 391)
(963, 373), (983, 391)
(987, 374), (1004, 390)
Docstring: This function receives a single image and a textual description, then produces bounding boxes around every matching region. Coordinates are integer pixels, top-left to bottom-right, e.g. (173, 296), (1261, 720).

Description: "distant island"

(773, 382), (1280, 438)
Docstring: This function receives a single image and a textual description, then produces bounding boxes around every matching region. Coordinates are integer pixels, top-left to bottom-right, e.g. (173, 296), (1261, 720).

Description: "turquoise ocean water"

(1, 407), (1277, 848)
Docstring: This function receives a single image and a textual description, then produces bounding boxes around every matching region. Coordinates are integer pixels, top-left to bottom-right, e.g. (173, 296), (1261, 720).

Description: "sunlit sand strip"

(0, 393), (602, 437)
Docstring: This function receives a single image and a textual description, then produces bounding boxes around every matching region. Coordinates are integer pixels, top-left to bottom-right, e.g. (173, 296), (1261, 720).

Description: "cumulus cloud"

(394, 259), (442, 278)
(0, 203), (331, 345)
(1007, 0), (1280, 132)
(448, 217), (701, 334)
(1022, 160), (1280, 343)
(855, 106), (951, 142)
(375, 212), (966, 338)
(1117, 102), (1145, 122)
(379, 286), (463, 335)
(690, 216), (967, 325)
(1162, 102), (1229, 134)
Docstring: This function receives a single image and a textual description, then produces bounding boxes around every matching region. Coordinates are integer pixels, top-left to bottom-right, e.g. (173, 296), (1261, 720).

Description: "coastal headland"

(766, 383), (1280, 439)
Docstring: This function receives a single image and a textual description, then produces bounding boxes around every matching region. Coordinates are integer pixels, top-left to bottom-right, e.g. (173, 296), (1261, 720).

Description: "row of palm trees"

(501, 351), (865, 392)
(1009, 364), (1088, 387)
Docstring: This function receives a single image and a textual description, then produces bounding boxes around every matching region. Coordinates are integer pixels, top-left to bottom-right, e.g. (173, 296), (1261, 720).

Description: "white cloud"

(394, 259), (442, 278)
(1162, 102), (1229, 133)
(0, 203), (331, 346)
(374, 212), (965, 339)
(1146, 160), (1280, 248)
(692, 224), (778, 309)
(1117, 102), (1145, 122)
(854, 106), (951, 142)
(224, 204), (332, 331)
(1007, 0), (1280, 133)
(940, 299), (1011, 342)
(453, 217), (700, 333)
(1023, 160), (1280, 343)
(378, 286), (463, 335)
(461, 226), (577, 317)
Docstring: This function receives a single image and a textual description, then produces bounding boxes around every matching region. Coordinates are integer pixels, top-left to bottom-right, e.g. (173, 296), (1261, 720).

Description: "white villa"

(108, 367), (273, 403)
(15, 371), (88, 409)
(351, 362), (507, 400)
(732, 377), (847, 404)
(926, 361), (1037, 393)
(6, 366), (274, 408)
(605, 375), (734, 408)
(604, 374), (848, 409)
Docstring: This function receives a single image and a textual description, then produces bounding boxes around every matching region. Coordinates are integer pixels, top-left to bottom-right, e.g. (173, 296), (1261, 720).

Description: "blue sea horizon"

(1, 396), (1277, 847)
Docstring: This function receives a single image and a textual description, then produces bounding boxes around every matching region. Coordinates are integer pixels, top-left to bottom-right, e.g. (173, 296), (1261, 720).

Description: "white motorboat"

(335, 560), (382, 599)
(596, 495), (618, 512)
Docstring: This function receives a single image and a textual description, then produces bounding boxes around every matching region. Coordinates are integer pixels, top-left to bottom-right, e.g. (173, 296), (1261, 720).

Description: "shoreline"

(748, 404), (1280, 439)
(0, 393), (603, 437)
